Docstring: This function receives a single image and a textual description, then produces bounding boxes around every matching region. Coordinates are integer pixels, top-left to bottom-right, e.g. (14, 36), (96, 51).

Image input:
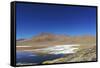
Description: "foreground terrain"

(16, 33), (96, 65)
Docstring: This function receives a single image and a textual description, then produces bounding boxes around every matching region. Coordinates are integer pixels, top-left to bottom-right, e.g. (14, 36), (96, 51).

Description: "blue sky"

(16, 3), (97, 39)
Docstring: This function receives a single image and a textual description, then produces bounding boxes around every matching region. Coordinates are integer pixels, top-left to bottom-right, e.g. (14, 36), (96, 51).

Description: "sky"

(16, 3), (97, 39)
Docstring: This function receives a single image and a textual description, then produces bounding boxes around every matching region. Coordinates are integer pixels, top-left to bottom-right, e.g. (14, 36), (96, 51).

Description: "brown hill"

(17, 33), (96, 50)
(32, 32), (58, 42)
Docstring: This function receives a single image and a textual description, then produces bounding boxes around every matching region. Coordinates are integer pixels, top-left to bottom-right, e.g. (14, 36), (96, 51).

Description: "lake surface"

(16, 44), (79, 65)
(16, 51), (65, 65)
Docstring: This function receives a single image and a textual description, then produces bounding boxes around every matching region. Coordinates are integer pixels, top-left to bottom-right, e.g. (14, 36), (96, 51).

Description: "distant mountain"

(71, 35), (96, 44)
(17, 39), (26, 41)
(16, 38), (30, 42)
(17, 33), (96, 49)
(17, 33), (96, 43)
(31, 32), (70, 42)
